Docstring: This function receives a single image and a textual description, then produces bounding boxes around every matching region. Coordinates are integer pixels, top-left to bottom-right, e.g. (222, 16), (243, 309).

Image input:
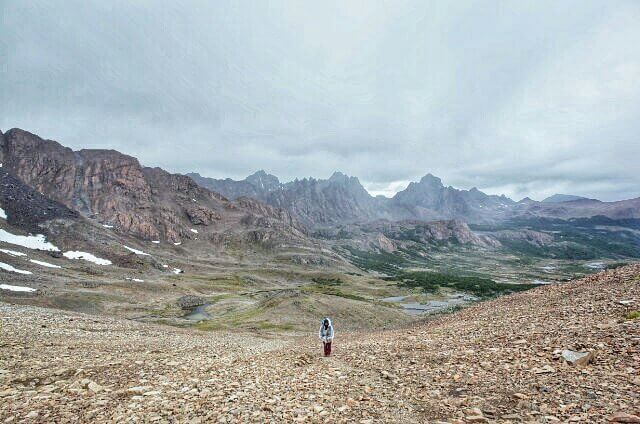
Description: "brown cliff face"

(1, 129), (305, 244)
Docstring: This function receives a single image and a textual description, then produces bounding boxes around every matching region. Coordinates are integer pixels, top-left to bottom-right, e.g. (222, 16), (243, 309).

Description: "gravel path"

(1, 265), (639, 423)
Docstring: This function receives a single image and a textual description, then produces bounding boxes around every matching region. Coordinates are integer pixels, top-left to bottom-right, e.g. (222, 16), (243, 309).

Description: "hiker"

(318, 317), (334, 357)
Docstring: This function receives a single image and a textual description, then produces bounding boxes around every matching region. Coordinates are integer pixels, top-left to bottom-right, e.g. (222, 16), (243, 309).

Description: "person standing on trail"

(319, 317), (334, 357)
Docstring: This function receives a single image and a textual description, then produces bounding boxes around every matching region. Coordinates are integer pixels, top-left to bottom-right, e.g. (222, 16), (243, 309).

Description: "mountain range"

(188, 170), (640, 228)
(1, 127), (639, 260)
(0, 129), (305, 247)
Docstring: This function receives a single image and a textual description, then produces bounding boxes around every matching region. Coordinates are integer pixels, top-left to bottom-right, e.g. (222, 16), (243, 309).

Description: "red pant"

(323, 341), (332, 356)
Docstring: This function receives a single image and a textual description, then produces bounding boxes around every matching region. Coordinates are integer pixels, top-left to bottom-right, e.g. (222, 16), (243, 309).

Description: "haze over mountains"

(1, 126), (638, 248)
(1, 127), (639, 267)
(188, 169), (640, 228)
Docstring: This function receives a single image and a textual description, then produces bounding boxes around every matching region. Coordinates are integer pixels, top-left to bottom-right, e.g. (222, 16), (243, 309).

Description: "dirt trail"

(1, 265), (639, 423)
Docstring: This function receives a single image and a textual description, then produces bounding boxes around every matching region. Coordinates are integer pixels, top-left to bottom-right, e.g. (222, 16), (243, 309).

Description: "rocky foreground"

(1, 265), (639, 423)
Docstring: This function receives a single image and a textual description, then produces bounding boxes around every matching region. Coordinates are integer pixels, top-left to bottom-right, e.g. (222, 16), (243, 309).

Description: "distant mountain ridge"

(188, 171), (382, 227)
(189, 170), (640, 227)
(542, 194), (591, 203)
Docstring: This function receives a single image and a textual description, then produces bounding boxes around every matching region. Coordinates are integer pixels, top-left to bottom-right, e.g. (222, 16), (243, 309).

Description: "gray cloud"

(1, 0), (639, 201)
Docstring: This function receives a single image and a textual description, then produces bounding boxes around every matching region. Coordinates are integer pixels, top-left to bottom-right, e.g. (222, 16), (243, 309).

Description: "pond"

(183, 304), (211, 321)
(382, 293), (477, 315)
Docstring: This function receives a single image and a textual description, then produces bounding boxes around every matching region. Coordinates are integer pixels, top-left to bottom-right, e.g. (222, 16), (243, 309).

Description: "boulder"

(609, 412), (640, 423)
(562, 350), (594, 366)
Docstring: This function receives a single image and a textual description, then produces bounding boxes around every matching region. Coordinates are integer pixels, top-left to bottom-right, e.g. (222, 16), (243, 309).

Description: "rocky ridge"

(0, 129), (304, 245)
(190, 170), (640, 227)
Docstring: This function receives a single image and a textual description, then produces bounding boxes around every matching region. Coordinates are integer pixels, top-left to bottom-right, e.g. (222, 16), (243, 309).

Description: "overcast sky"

(1, 1), (639, 201)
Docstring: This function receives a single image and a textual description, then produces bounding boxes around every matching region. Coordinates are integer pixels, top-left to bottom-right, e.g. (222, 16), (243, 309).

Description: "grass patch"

(311, 277), (344, 286)
(606, 262), (629, 270)
(626, 311), (640, 320)
(303, 284), (368, 302)
(341, 246), (409, 274)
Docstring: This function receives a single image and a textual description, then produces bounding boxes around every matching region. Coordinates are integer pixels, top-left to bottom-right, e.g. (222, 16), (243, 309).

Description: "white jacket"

(318, 317), (334, 342)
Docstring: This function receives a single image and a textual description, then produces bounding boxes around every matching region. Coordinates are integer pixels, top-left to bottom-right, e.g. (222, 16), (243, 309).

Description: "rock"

(127, 386), (152, 395)
(609, 412), (640, 423)
(142, 391), (161, 396)
(465, 415), (488, 423)
(87, 381), (103, 393)
(176, 296), (206, 309)
(0, 389), (18, 397)
(466, 408), (483, 416)
(533, 365), (556, 374)
(562, 350), (594, 366)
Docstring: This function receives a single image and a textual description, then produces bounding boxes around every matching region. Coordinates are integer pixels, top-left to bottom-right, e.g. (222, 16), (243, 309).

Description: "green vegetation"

(393, 271), (537, 298)
(311, 277), (344, 286)
(471, 216), (640, 260)
(606, 262), (629, 270)
(302, 276), (368, 301)
(341, 246), (409, 274)
(626, 311), (640, 320)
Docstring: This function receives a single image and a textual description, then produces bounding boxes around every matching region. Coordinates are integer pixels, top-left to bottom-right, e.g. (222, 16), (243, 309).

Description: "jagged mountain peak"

(328, 171), (354, 182)
(245, 170), (280, 189)
(419, 173), (444, 187)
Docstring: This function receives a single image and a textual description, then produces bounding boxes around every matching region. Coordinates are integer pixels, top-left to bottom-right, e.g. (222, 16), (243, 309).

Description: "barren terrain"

(1, 265), (638, 423)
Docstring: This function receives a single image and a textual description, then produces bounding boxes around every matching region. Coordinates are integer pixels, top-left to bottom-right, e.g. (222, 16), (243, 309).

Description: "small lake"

(382, 293), (477, 315)
(183, 304), (211, 321)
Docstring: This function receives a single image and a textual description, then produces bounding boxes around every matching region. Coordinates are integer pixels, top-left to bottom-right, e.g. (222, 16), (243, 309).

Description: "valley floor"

(1, 265), (639, 423)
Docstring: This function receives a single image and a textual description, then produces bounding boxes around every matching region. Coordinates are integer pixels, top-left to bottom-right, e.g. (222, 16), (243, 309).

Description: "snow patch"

(190, 228), (198, 234)
(29, 259), (62, 269)
(162, 264), (169, 268)
(123, 245), (150, 256)
(63, 251), (112, 265)
(173, 242), (182, 246)
(172, 268), (182, 274)
(0, 207), (7, 219)
(0, 283), (36, 292)
(0, 229), (60, 251)
(125, 277), (145, 283)
(585, 262), (605, 270)
(0, 248), (27, 257)
(151, 240), (160, 244)
(0, 262), (33, 275)
(102, 224), (114, 229)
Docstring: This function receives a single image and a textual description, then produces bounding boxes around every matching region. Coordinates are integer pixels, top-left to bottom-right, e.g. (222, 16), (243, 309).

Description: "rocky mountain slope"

(320, 219), (501, 254)
(190, 171), (384, 227)
(2, 264), (638, 423)
(0, 129), (305, 246)
(0, 168), (79, 232)
(390, 173), (515, 222)
(507, 196), (640, 221)
(190, 170), (640, 227)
